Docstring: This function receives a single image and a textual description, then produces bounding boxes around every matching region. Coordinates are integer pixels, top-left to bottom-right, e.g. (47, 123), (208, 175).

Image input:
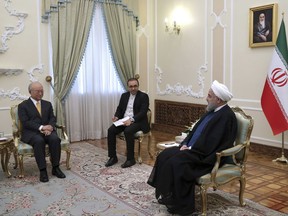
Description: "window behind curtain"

(64, 3), (125, 142)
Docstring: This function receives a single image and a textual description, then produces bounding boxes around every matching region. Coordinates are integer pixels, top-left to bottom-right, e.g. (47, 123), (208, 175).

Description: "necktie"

(187, 111), (215, 148)
(36, 101), (41, 115)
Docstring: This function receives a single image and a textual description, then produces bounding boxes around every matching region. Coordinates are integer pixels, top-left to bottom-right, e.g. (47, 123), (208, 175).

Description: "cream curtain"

(42, 0), (95, 128)
(102, 0), (139, 89)
(64, 3), (124, 141)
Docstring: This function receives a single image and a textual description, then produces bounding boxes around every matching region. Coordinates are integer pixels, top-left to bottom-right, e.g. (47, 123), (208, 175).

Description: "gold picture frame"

(249, 3), (278, 48)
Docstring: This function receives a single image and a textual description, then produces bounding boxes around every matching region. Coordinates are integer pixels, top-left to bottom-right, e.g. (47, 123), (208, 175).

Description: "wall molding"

(0, 87), (28, 101)
(0, 64), (43, 100)
(0, 0), (28, 53)
(28, 64), (44, 82)
(154, 0), (208, 98)
(0, 68), (23, 76)
(155, 65), (207, 98)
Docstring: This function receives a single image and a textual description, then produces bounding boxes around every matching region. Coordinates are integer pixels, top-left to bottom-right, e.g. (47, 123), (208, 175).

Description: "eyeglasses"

(31, 90), (43, 93)
(129, 85), (138, 88)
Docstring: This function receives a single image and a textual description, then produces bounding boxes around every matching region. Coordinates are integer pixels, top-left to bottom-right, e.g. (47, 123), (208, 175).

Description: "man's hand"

(112, 116), (119, 122)
(123, 119), (133, 126)
(42, 125), (53, 132)
(180, 145), (189, 151)
(259, 34), (267, 41)
(41, 125), (53, 136)
(42, 130), (51, 136)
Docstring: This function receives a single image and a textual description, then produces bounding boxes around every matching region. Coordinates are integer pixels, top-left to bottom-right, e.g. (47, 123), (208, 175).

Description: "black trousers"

(29, 132), (61, 170)
(107, 123), (142, 160)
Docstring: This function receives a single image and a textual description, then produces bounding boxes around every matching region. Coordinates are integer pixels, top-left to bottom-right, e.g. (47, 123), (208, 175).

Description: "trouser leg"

(30, 134), (47, 170)
(107, 125), (124, 158)
(46, 132), (61, 167)
(124, 123), (141, 160)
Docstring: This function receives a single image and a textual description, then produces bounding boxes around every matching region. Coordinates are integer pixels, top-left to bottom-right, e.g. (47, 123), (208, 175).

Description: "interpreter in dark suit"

(18, 81), (66, 182)
(147, 80), (238, 215)
(105, 78), (150, 168)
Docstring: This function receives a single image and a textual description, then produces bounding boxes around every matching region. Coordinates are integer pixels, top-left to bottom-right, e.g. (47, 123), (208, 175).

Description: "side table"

(0, 138), (15, 177)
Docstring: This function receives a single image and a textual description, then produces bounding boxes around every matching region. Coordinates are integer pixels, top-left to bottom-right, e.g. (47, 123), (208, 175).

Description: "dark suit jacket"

(18, 98), (57, 143)
(114, 90), (150, 133)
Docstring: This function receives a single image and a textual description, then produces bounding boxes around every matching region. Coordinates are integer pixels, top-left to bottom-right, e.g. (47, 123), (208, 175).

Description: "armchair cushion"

(197, 164), (241, 185)
(17, 142), (35, 155)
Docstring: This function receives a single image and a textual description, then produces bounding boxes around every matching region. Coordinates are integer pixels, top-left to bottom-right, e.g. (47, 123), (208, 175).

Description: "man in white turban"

(211, 80), (233, 102)
(147, 80), (237, 215)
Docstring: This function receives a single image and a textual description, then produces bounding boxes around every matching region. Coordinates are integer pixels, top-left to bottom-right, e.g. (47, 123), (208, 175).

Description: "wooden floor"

(87, 130), (288, 214)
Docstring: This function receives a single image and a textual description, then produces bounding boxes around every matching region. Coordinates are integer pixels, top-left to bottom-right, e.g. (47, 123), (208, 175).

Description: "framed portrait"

(249, 3), (278, 48)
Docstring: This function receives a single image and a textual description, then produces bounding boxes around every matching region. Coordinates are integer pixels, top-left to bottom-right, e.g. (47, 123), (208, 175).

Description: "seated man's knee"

(49, 133), (61, 143)
(124, 128), (134, 136)
(108, 125), (117, 135)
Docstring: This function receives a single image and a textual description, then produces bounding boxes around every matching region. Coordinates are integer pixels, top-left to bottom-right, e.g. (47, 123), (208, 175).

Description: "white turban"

(211, 80), (233, 102)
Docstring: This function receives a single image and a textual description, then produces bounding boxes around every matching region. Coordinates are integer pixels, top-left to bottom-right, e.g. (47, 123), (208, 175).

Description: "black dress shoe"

(121, 159), (136, 168)
(158, 193), (173, 205)
(52, 167), (66, 178)
(105, 157), (118, 167)
(40, 170), (49, 182)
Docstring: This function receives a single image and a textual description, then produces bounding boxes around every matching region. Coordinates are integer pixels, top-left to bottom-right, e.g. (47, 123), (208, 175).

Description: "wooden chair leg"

(147, 134), (153, 159)
(239, 176), (246, 206)
(137, 138), (142, 164)
(65, 148), (71, 170)
(200, 185), (208, 216)
(13, 150), (18, 169)
(18, 155), (24, 178)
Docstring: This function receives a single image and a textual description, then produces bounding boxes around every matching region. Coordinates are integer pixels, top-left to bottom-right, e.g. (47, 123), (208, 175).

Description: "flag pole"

(272, 12), (288, 164)
(272, 132), (288, 163)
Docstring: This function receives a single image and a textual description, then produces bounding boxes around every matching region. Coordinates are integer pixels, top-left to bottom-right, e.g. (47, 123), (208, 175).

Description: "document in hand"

(113, 116), (130, 127)
(158, 142), (180, 148)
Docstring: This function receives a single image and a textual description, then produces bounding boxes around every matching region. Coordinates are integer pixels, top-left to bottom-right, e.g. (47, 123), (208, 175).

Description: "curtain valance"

(41, 0), (139, 27)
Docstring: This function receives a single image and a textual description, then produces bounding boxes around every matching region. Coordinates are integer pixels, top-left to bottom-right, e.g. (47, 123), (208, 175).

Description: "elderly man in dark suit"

(105, 78), (150, 168)
(18, 81), (65, 182)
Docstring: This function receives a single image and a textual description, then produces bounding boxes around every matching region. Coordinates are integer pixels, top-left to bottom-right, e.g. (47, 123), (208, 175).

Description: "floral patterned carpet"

(0, 142), (285, 216)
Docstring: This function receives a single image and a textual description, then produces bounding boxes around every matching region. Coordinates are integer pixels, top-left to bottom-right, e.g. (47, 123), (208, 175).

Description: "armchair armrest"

(210, 142), (248, 183)
(55, 124), (69, 140)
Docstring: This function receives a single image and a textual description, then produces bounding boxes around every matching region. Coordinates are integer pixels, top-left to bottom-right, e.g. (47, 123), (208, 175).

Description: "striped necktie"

(36, 101), (41, 115)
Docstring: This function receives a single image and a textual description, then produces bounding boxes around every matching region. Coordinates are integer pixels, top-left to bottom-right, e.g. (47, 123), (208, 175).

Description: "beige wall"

(0, 0), (51, 136)
(138, 0), (288, 149)
(1, 0), (288, 150)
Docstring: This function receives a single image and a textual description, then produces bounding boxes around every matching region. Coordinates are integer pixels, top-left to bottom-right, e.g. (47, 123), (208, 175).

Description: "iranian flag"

(261, 19), (288, 135)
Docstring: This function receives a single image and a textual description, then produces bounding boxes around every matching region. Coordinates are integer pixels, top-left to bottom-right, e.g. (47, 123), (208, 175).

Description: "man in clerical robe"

(147, 80), (237, 215)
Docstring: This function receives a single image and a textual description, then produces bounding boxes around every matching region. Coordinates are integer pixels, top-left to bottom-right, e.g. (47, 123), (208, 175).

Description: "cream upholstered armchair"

(10, 105), (71, 178)
(118, 109), (153, 163)
(195, 106), (254, 216)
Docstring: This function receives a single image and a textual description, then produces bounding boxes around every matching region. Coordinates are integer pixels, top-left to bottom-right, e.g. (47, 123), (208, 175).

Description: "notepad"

(113, 116), (130, 127)
(0, 137), (8, 141)
(158, 142), (180, 148)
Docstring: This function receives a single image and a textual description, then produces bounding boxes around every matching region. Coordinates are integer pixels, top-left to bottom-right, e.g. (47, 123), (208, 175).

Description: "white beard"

(260, 20), (266, 28)
(206, 103), (217, 112)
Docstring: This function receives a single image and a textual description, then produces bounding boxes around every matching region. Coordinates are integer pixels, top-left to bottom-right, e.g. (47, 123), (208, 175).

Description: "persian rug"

(0, 142), (285, 216)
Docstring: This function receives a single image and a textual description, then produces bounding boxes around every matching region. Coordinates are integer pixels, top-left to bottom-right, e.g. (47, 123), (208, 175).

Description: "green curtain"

(42, 0), (95, 128)
(101, 0), (139, 89)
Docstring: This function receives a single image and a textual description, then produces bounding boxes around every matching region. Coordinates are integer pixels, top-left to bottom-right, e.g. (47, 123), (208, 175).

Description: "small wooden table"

(0, 138), (15, 177)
